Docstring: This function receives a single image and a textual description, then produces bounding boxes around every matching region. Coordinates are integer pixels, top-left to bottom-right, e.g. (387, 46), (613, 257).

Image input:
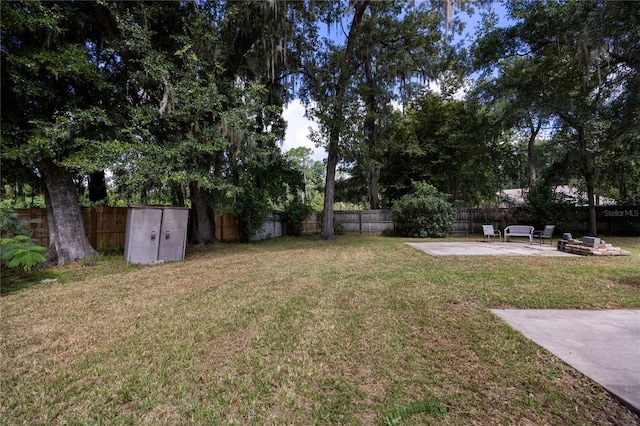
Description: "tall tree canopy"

(1, 1), (125, 264)
(4, 0), (637, 260)
(1, 1), (311, 259)
(473, 0), (640, 234)
(299, 0), (370, 240)
(112, 1), (310, 244)
(336, 1), (465, 209)
(381, 92), (505, 206)
(300, 0), (466, 238)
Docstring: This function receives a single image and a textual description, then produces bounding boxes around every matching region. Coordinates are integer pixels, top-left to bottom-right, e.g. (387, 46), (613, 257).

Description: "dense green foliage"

(525, 179), (576, 233)
(382, 93), (505, 207)
(392, 182), (456, 238)
(2, 0), (639, 259)
(282, 198), (312, 237)
(1, 1), (310, 250)
(472, 0), (640, 233)
(330, 1), (465, 210)
(1, 235), (47, 271)
(235, 191), (271, 242)
(0, 206), (47, 271)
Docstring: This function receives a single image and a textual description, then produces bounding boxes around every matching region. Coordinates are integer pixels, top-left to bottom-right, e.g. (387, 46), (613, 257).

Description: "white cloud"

(281, 100), (326, 162)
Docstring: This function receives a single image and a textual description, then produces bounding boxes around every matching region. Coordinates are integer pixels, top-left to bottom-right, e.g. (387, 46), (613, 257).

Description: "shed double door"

(124, 206), (189, 264)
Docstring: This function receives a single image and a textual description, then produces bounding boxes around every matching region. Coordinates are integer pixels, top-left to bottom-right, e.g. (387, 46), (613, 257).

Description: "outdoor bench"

(504, 225), (534, 244)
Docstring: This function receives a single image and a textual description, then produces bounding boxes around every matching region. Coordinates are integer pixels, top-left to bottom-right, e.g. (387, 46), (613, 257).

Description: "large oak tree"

(1, 1), (125, 264)
(473, 0), (640, 234)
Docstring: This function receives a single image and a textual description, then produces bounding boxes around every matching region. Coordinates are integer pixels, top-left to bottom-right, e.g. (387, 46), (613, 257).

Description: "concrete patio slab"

(492, 309), (640, 415)
(406, 242), (578, 256)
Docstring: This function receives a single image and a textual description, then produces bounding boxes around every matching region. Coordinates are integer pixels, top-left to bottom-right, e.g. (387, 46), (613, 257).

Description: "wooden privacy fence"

(452, 206), (640, 236)
(301, 207), (639, 236)
(15, 206), (128, 251)
(14, 205), (639, 250)
(300, 210), (395, 234)
(250, 213), (283, 240)
(15, 207), (243, 250)
(335, 210), (395, 234)
(215, 212), (240, 242)
(13, 208), (50, 248)
(452, 207), (530, 235)
(301, 213), (321, 235)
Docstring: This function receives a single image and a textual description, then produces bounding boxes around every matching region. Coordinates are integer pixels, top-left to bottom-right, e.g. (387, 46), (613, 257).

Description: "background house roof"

(498, 186), (616, 207)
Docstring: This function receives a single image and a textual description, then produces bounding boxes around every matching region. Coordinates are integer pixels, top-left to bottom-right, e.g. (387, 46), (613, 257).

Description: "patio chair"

(482, 224), (502, 242)
(533, 225), (555, 245)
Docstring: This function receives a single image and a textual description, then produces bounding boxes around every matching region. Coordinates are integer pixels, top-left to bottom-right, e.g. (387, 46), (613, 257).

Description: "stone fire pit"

(559, 237), (630, 256)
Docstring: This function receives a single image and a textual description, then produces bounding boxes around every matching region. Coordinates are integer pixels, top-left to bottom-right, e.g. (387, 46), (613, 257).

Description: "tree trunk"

(171, 183), (185, 207)
(189, 182), (217, 245)
(364, 55), (381, 210)
(584, 173), (597, 236)
(321, 136), (339, 240)
(37, 159), (99, 265)
(526, 117), (542, 187)
(320, 0), (369, 240)
(43, 186), (57, 265)
(369, 161), (380, 210)
(577, 128), (598, 235)
(140, 185), (148, 205)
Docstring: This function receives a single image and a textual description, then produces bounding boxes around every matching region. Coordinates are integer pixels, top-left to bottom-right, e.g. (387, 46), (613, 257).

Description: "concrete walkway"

(406, 241), (577, 256)
(492, 309), (640, 415)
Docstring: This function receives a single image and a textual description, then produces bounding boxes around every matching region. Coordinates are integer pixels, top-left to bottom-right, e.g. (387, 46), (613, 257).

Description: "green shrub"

(1, 235), (48, 271)
(98, 238), (123, 255)
(0, 205), (48, 271)
(1, 204), (33, 238)
(236, 190), (271, 242)
(392, 182), (456, 238)
(282, 198), (312, 237)
(333, 221), (346, 235)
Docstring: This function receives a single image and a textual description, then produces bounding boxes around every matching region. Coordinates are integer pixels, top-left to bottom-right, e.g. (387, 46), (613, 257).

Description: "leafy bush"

(0, 205), (47, 271)
(1, 235), (48, 271)
(236, 190), (271, 242)
(282, 198), (312, 237)
(392, 182), (456, 238)
(1, 204), (31, 238)
(98, 238), (123, 255)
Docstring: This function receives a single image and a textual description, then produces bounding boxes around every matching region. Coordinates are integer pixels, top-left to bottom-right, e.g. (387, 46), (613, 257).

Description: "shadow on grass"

(0, 267), (59, 296)
(1, 254), (137, 296)
(617, 274), (640, 289)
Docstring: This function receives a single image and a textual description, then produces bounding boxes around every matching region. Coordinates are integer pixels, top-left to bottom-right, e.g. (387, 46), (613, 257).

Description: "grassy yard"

(2, 235), (639, 425)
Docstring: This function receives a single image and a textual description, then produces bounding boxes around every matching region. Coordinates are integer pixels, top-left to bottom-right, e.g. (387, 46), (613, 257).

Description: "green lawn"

(2, 235), (639, 425)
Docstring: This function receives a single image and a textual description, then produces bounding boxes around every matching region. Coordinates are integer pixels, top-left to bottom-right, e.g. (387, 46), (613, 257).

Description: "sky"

(280, 2), (512, 163)
(281, 99), (323, 161)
